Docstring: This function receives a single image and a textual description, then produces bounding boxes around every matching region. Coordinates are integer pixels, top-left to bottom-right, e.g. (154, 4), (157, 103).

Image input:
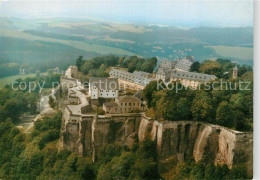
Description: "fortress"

(58, 66), (253, 176)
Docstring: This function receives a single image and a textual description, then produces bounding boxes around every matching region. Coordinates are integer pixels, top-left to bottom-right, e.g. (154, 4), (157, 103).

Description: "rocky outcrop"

(138, 117), (253, 175)
(60, 113), (141, 160)
(60, 112), (252, 175)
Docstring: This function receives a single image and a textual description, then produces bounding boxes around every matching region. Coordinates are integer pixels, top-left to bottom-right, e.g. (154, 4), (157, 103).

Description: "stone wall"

(59, 111), (253, 176)
(60, 112), (141, 160)
(138, 117), (253, 175)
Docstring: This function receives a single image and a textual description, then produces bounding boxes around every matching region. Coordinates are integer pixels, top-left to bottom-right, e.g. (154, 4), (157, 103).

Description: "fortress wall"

(137, 117), (252, 174)
(60, 109), (252, 175)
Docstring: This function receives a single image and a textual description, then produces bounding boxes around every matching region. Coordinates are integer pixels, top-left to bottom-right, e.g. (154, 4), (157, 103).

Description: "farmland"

(0, 74), (35, 89)
(205, 46), (253, 61)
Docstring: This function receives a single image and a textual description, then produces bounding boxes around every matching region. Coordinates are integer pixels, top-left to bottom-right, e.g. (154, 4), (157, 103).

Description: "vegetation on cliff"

(0, 110), (250, 179)
(0, 110), (160, 179)
(144, 60), (253, 131)
(0, 112), (96, 179)
(166, 159), (249, 179)
(96, 139), (160, 180)
(0, 73), (60, 124)
(0, 87), (39, 123)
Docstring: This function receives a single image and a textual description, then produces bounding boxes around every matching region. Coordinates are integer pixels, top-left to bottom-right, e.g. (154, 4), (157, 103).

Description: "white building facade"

(89, 77), (119, 99)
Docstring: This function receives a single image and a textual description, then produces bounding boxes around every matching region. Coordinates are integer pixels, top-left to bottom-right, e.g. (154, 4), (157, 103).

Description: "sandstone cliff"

(59, 112), (252, 176)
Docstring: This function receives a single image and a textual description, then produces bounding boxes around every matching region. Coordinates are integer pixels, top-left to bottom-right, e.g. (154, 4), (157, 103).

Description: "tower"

(233, 64), (238, 79)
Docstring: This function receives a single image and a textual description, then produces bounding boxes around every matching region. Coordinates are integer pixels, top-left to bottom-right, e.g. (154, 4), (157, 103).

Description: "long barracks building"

(109, 68), (154, 89)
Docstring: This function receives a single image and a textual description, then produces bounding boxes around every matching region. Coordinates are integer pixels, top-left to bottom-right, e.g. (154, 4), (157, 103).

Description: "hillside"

(0, 17), (254, 74)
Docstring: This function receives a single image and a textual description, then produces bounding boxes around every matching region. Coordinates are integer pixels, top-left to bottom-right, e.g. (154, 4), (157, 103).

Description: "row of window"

(174, 74), (208, 80)
(111, 71), (150, 82)
(100, 90), (117, 92)
(100, 93), (115, 96)
(107, 107), (138, 112)
(120, 102), (139, 106)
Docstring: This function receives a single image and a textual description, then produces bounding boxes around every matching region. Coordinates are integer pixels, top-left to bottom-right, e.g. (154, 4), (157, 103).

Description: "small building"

(233, 65), (238, 79)
(102, 102), (119, 114)
(103, 96), (143, 114)
(89, 77), (119, 100)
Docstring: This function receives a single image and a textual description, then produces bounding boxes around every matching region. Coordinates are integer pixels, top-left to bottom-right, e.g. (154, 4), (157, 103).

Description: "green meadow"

(0, 74), (35, 89)
(205, 46), (253, 61)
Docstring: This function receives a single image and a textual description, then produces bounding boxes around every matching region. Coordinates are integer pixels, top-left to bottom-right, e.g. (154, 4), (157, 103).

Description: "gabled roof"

(133, 71), (150, 77)
(133, 90), (144, 100)
(185, 56), (195, 62)
(117, 96), (142, 103)
(103, 102), (118, 107)
(171, 71), (216, 82)
(89, 77), (119, 90)
(156, 68), (170, 75)
(175, 57), (195, 71)
(109, 68), (153, 86)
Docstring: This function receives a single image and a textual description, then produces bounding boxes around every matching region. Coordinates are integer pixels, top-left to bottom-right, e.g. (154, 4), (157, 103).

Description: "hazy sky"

(0, 0), (254, 27)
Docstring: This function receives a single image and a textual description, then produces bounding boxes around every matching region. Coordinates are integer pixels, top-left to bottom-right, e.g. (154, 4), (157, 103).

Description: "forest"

(0, 73), (60, 124)
(0, 111), (250, 179)
(144, 59), (253, 131)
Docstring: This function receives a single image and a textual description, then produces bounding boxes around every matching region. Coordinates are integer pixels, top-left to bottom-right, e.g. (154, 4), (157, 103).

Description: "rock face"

(139, 118), (253, 175)
(59, 112), (253, 175)
(60, 113), (141, 160)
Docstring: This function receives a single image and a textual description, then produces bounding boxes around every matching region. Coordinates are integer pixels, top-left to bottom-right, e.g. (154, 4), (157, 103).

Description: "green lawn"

(0, 74), (35, 89)
(205, 46), (253, 61)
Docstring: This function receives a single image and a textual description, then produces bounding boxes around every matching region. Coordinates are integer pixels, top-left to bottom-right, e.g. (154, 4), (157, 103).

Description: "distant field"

(0, 74), (35, 89)
(0, 29), (139, 56)
(205, 46), (253, 61)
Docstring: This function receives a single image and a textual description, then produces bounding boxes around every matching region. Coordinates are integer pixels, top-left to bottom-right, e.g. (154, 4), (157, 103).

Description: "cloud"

(0, 0), (253, 27)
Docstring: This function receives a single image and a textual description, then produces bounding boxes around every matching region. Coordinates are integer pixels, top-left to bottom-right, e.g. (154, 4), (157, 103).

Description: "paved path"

(19, 90), (56, 133)
(67, 82), (89, 115)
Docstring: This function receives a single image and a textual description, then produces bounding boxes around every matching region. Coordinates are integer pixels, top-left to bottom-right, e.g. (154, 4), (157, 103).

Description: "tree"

(48, 96), (56, 109)
(118, 57), (125, 67)
(216, 101), (234, 127)
(75, 56), (83, 70)
(238, 65), (247, 77)
(81, 61), (94, 74)
(2, 99), (25, 122)
(233, 110), (250, 131)
(190, 163), (205, 179)
(143, 81), (160, 108)
(199, 60), (221, 76)
(190, 61), (200, 72)
(229, 93), (246, 112)
(177, 98), (191, 120)
(228, 164), (248, 179)
(191, 91), (214, 122)
(128, 63), (136, 73)
(76, 157), (95, 179)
